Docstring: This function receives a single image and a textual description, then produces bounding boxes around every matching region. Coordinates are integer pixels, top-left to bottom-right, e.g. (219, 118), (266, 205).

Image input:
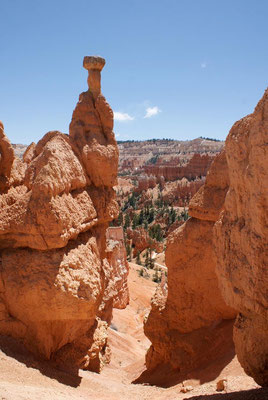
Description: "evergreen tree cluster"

(110, 185), (190, 273)
(112, 186), (190, 242)
(149, 224), (163, 242)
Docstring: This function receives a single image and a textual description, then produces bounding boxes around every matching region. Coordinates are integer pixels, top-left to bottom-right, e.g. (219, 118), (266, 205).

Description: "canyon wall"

(139, 151), (236, 385)
(140, 88), (268, 387)
(214, 89), (268, 386)
(0, 56), (126, 373)
(144, 153), (214, 181)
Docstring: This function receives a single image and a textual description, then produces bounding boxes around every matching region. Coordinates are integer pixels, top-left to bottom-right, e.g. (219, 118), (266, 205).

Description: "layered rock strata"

(214, 89), (268, 386)
(139, 151), (236, 385)
(0, 56), (123, 373)
(144, 153), (214, 181)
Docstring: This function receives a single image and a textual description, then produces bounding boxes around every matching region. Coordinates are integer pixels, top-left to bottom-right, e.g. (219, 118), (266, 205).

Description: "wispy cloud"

(144, 106), (161, 119)
(114, 111), (134, 121)
(201, 62), (207, 69)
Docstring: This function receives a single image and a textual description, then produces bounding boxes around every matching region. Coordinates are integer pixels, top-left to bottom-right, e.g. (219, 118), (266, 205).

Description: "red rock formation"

(139, 89), (268, 388)
(138, 151), (236, 385)
(214, 89), (268, 386)
(162, 177), (204, 206)
(118, 138), (224, 177)
(134, 175), (157, 193)
(144, 153), (214, 182)
(23, 142), (36, 164)
(0, 56), (120, 373)
(120, 157), (143, 171)
(166, 219), (184, 236)
(0, 122), (26, 193)
(126, 227), (149, 257)
(0, 122), (14, 186)
(106, 227), (129, 310)
(126, 227), (163, 257)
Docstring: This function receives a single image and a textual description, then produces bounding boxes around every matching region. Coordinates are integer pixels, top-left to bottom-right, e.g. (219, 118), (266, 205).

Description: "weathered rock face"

(214, 89), (268, 386)
(106, 227), (129, 310)
(126, 227), (149, 257)
(140, 89), (268, 387)
(162, 177), (204, 206)
(23, 142), (36, 164)
(139, 151), (236, 385)
(0, 56), (122, 373)
(0, 122), (26, 193)
(189, 151), (230, 221)
(126, 227), (163, 257)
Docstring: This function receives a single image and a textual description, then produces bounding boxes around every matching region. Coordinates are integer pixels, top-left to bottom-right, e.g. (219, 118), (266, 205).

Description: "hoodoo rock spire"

(83, 55), (106, 99)
(0, 56), (128, 374)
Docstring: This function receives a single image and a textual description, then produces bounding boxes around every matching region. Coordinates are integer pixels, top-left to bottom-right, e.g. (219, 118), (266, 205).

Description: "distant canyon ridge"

(13, 137), (224, 177)
(118, 137), (223, 178)
(13, 137), (224, 256)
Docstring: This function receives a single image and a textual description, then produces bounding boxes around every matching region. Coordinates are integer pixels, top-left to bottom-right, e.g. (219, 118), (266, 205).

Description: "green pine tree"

(126, 243), (132, 261)
(124, 214), (131, 230)
(136, 251), (142, 265)
(144, 249), (149, 269)
(138, 210), (144, 225)
(132, 213), (139, 230)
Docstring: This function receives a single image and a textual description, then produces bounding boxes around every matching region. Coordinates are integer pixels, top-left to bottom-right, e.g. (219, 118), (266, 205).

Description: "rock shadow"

(134, 339), (236, 388)
(0, 335), (82, 387)
(187, 388), (268, 400)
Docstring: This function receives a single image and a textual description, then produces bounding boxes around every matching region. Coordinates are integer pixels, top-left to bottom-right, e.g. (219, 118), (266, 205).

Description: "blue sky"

(0, 0), (267, 144)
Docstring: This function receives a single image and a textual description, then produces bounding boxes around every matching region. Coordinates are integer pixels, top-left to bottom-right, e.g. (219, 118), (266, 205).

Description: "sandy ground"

(0, 263), (268, 400)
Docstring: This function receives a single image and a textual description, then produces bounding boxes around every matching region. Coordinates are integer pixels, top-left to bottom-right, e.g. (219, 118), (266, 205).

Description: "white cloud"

(201, 62), (207, 69)
(114, 111), (134, 121)
(144, 106), (161, 119)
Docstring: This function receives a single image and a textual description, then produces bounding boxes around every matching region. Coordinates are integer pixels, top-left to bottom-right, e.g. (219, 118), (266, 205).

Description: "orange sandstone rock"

(144, 153), (214, 182)
(23, 142), (36, 164)
(69, 56), (118, 188)
(106, 227), (129, 310)
(126, 227), (150, 257)
(0, 56), (122, 373)
(189, 151), (229, 221)
(0, 122), (26, 193)
(0, 122), (14, 187)
(139, 152), (236, 385)
(214, 89), (268, 386)
(162, 177), (204, 206)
